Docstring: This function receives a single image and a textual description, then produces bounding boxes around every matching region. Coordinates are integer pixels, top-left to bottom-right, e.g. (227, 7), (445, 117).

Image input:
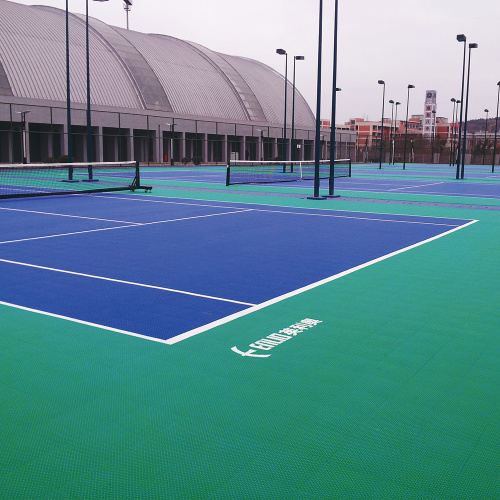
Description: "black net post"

(226, 159), (231, 186)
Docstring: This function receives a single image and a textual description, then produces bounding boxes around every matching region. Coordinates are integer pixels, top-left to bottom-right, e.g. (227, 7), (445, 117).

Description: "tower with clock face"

(423, 90), (437, 137)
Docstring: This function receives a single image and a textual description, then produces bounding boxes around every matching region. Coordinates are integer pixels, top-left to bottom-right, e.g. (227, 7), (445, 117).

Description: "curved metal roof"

(0, 0), (315, 128)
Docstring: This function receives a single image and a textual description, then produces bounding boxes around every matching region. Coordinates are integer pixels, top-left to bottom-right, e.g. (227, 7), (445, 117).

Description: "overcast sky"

(12, 0), (500, 125)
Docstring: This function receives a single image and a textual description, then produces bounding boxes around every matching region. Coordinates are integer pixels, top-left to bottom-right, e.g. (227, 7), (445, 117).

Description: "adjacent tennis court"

(1, 162), (499, 499)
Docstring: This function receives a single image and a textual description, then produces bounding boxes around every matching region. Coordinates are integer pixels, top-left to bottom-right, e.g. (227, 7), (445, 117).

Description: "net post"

(328, 158), (335, 196)
(135, 160), (140, 187)
(226, 159), (231, 186)
(325, 159), (339, 198)
(63, 161), (79, 183)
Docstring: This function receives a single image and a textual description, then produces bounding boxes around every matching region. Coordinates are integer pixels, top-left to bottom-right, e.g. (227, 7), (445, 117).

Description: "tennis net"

(226, 159), (351, 185)
(0, 161), (152, 199)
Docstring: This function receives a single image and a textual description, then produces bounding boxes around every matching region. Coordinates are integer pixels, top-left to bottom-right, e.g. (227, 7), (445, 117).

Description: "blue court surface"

(0, 193), (474, 343)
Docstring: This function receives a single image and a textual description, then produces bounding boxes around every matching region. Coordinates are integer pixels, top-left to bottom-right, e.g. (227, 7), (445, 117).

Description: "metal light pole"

(165, 122), (175, 165)
(483, 108), (489, 165)
(65, 0), (74, 179)
(393, 101), (400, 164)
(492, 82), (500, 173)
(309, 0), (326, 199)
(123, 0), (132, 30)
(86, 0), (109, 180)
(388, 100), (394, 164)
(66, 0), (76, 182)
(276, 48), (288, 164)
(431, 109), (436, 163)
(461, 42), (478, 179)
(328, 0), (339, 197)
(257, 129), (264, 161)
(454, 100), (461, 165)
(449, 98), (456, 166)
(328, 89), (341, 197)
(378, 80), (385, 169)
(456, 34), (467, 179)
(16, 111), (30, 164)
(403, 85), (414, 169)
(291, 55), (304, 164)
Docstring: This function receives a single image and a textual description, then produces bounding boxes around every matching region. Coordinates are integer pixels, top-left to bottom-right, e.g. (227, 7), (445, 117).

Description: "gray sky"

(12, 0), (500, 125)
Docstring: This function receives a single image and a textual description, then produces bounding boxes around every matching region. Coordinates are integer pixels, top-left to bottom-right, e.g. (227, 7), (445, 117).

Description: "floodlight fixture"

(276, 48), (286, 55)
(457, 34), (466, 42)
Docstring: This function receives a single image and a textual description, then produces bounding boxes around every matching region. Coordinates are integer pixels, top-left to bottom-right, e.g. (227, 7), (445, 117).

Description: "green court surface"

(1, 164), (499, 499)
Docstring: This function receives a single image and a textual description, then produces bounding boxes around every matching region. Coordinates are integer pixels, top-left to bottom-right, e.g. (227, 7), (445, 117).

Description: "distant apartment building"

(347, 117), (420, 148)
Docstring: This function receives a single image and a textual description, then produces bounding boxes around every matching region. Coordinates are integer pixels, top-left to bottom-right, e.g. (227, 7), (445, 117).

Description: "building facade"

(0, 0), (353, 165)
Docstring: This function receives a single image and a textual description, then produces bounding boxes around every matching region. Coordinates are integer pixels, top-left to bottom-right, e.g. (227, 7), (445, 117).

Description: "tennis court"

(1, 162), (499, 499)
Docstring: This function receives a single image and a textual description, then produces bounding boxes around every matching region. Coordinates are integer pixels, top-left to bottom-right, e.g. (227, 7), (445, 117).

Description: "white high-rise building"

(423, 90), (437, 137)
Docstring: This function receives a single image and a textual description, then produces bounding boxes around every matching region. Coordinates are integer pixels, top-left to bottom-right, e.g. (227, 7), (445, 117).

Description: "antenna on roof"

(123, 0), (132, 30)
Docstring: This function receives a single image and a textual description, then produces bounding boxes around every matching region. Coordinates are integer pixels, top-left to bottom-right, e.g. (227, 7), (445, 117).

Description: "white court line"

(249, 208), (460, 227)
(0, 206), (134, 224)
(165, 219), (478, 344)
(401, 190), (500, 200)
(0, 258), (255, 307)
(0, 299), (168, 344)
(98, 193), (472, 223)
(388, 181), (446, 191)
(0, 209), (253, 245)
(0, 224), (140, 245)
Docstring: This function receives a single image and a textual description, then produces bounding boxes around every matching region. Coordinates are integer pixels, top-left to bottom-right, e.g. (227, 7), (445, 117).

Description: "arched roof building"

(0, 0), (319, 164)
